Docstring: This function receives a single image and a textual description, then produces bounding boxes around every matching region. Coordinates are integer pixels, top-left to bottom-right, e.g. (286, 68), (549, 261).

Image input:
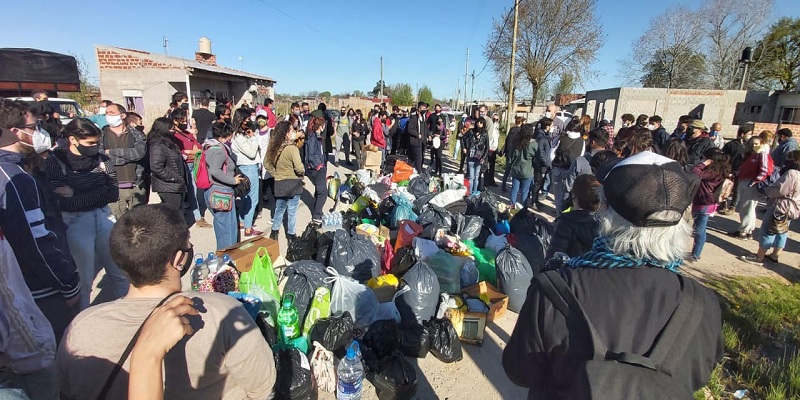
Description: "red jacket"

(371, 118), (386, 149)
(738, 151), (773, 183)
(174, 130), (201, 163)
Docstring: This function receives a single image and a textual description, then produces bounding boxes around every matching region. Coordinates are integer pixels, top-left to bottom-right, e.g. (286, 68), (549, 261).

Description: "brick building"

(95, 37), (275, 127)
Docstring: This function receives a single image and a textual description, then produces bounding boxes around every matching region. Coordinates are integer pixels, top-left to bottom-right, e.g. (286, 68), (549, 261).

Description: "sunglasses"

(16, 122), (40, 131)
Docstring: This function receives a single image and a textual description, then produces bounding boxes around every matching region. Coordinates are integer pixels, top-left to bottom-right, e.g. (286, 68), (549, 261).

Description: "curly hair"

(307, 116), (325, 133)
(266, 121), (292, 167)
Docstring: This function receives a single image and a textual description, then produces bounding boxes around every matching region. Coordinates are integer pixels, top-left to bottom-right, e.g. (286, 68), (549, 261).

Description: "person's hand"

(105, 150), (110, 155)
(703, 159), (713, 166)
(55, 186), (74, 198)
(187, 127), (198, 135)
(134, 296), (199, 359)
(235, 175), (245, 184)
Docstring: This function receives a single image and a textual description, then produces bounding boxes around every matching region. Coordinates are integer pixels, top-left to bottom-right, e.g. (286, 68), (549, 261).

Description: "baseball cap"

(597, 151), (699, 227)
(256, 109), (268, 118)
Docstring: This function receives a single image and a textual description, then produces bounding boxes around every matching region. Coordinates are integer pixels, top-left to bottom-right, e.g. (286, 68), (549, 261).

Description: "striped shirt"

(44, 150), (119, 213)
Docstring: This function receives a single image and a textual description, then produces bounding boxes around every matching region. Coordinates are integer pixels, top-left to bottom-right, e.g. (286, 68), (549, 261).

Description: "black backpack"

(535, 270), (703, 399)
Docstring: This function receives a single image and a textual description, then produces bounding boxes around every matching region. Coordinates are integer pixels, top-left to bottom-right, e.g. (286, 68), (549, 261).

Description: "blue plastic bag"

(495, 220), (510, 235)
(390, 193), (418, 229)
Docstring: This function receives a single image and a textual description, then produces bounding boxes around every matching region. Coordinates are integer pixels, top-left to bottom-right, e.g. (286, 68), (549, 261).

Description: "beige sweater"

(57, 292), (275, 400)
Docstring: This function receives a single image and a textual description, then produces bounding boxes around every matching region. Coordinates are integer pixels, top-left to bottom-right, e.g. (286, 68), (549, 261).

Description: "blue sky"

(2, 0), (797, 100)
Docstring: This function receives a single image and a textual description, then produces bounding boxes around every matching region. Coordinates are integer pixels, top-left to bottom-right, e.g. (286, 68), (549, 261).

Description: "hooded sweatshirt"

(551, 131), (585, 169)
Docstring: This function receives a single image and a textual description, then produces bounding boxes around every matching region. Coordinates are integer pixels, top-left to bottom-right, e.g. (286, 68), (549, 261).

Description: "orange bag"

(391, 161), (414, 183)
(395, 220), (423, 251)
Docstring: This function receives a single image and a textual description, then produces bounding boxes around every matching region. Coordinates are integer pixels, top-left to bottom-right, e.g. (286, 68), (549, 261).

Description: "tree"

(368, 80), (391, 98)
(700, 0), (772, 89)
(352, 90), (365, 98)
(553, 73), (576, 95)
(620, 5), (706, 88)
(640, 48), (707, 88)
(391, 83), (414, 106)
(417, 85), (433, 106)
(64, 53), (99, 108)
(319, 91), (332, 101)
(485, 0), (604, 102)
(750, 17), (800, 91)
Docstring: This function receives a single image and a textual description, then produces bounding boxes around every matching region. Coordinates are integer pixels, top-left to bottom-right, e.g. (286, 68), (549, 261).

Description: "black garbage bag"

(512, 234), (546, 275)
(466, 190), (499, 229)
(390, 247), (417, 278)
(509, 208), (554, 253)
(412, 192), (437, 215)
(408, 174), (431, 197)
(378, 196), (397, 225)
(428, 318), (463, 363)
(451, 214), (483, 241)
(369, 351), (419, 400)
(397, 322), (430, 358)
(473, 225), (492, 249)
(329, 229), (381, 283)
(364, 320), (399, 357)
(444, 199), (468, 215)
(286, 224), (322, 261)
(396, 262), (440, 324)
(309, 311), (354, 355)
(359, 338), (381, 371)
(350, 180), (365, 199)
(496, 244), (535, 312)
(283, 260), (332, 323)
(359, 201), (380, 222)
(275, 347), (317, 400)
(314, 230), (336, 266)
(415, 205), (453, 240)
(342, 210), (362, 234)
(256, 312), (279, 348)
(369, 182), (391, 199)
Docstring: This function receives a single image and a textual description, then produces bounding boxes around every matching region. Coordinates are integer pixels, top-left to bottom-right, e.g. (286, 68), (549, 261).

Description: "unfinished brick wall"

(96, 48), (181, 71)
(752, 122), (800, 137)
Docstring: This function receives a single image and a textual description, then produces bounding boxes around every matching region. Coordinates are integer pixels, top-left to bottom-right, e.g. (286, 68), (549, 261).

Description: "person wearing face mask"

(204, 122), (246, 249)
(57, 204), (275, 400)
(254, 112), (275, 225)
(407, 102), (429, 173)
(614, 113), (636, 143)
(720, 126), (753, 215)
(171, 108), (211, 229)
(285, 101), (301, 121)
(191, 98), (216, 145)
(465, 117), (490, 195)
(231, 108), (263, 238)
(300, 102), (311, 131)
(304, 115), (328, 222)
(706, 122), (724, 149)
(333, 107), (352, 167)
(99, 103), (148, 220)
(351, 110), (368, 169)
(647, 115), (668, 152)
(44, 118), (130, 310)
(728, 134), (773, 240)
(147, 118), (187, 211)
(0, 100), (80, 353)
(87, 99), (113, 129)
(265, 121), (305, 242)
(531, 118), (554, 208)
(125, 112), (145, 135)
(671, 115), (692, 140)
(685, 120), (715, 167)
(771, 128), (799, 169)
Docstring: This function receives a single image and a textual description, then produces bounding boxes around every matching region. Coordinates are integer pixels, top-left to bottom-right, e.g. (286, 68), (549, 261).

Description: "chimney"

(195, 36), (216, 66)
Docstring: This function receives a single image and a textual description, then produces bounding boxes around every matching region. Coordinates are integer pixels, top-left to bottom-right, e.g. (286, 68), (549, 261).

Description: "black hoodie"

(545, 209), (599, 259)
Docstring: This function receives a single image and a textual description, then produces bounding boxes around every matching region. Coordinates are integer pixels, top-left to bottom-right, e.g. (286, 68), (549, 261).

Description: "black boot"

(286, 234), (297, 247)
(269, 230), (279, 240)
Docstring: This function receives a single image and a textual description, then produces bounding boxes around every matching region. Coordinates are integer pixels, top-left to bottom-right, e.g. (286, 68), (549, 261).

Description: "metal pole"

(739, 62), (749, 90)
(470, 71), (475, 107)
(464, 48), (469, 111)
(380, 56), (384, 102)
(506, 0), (520, 134)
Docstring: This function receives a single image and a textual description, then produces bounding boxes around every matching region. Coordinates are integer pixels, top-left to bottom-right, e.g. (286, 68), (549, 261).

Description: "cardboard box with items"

(215, 235), (280, 273)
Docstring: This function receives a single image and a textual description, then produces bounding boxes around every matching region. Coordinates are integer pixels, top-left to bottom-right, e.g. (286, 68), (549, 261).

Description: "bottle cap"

(346, 346), (355, 360)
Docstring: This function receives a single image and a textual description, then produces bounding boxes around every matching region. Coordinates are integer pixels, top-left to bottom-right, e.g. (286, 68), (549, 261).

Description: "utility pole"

(506, 0), (520, 134)
(470, 70), (476, 108)
(463, 48), (469, 112)
(380, 56), (384, 102)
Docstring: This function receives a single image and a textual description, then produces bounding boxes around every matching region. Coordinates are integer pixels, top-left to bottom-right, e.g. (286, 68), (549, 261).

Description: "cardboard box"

(461, 281), (509, 323)
(362, 149), (382, 167)
(215, 235), (280, 273)
(447, 306), (488, 345)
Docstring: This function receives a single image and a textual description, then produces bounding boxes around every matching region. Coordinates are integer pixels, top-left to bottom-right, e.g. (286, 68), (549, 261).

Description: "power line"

(475, 5), (516, 79)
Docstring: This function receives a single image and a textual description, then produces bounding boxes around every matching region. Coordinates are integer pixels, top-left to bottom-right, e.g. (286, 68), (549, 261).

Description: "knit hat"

(596, 151), (699, 227)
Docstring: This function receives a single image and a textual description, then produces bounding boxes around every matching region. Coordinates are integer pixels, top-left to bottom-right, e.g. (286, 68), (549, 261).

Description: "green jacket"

(509, 140), (538, 179)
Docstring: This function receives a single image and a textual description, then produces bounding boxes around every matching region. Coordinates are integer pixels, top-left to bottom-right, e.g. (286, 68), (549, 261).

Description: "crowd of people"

(0, 87), (798, 399)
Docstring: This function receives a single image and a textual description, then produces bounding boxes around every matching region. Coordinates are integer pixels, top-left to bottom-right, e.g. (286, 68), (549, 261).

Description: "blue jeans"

(692, 211), (711, 259)
(207, 185), (238, 250)
(274, 194), (301, 235)
(759, 214), (788, 250)
(236, 164), (260, 230)
(186, 162), (206, 221)
(61, 206), (129, 309)
(467, 160), (481, 195)
(542, 168), (552, 195)
(510, 177), (533, 207)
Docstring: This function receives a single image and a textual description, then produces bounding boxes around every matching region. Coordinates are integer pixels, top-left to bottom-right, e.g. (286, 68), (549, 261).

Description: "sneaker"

(727, 230), (748, 239)
(718, 208), (734, 216)
(738, 254), (763, 265)
(195, 218), (212, 229)
(685, 255), (700, 264)
(244, 228), (264, 238)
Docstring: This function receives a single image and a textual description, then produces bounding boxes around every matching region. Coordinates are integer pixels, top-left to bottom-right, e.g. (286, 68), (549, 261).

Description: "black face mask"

(178, 247), (194, 277)
(134, 125), (145, 132)
(224, 117), (232, 124)
(180, 102), (189, 110)
(77, 144), (100, 157)
(178, 123), (188, 131)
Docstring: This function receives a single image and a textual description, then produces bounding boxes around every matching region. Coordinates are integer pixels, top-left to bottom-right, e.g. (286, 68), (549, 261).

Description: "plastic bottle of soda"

(336, 341), (364, 400)
(277, 293), (301, 342)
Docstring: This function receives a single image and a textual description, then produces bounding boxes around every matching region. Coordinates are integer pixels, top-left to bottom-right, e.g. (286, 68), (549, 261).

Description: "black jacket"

(545, 210), (599, 259)
(652, 127), (669, 151)
(407, 113), (428, 147)
(723, 139), (748, 173)
(148, 138), (187, 194)
(503, 267), (723, 399)
(686, 135), (715, 167)
(552, 135), (584, 169)
(534, 128), (553, 169)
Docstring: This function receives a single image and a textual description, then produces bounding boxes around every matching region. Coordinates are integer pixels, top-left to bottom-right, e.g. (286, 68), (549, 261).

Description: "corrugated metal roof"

(96, 45), (276, 83)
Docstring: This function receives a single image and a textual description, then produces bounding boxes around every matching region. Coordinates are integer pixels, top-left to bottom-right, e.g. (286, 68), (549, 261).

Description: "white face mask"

(105, 114), (123, 127)
(646, 124), (655, 130)
(33, 127), (53, 153)
(98, 107), (107, 115)
(545, 112), (552, 118)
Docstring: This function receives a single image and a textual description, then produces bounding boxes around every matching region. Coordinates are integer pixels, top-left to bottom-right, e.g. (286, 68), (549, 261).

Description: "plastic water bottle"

(206, 253), (219, 273)
(222, 254), (234, 270)
(277, 293), (301, 342)
(191, 255), (209, 291)
(336, 341), (364, 400)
